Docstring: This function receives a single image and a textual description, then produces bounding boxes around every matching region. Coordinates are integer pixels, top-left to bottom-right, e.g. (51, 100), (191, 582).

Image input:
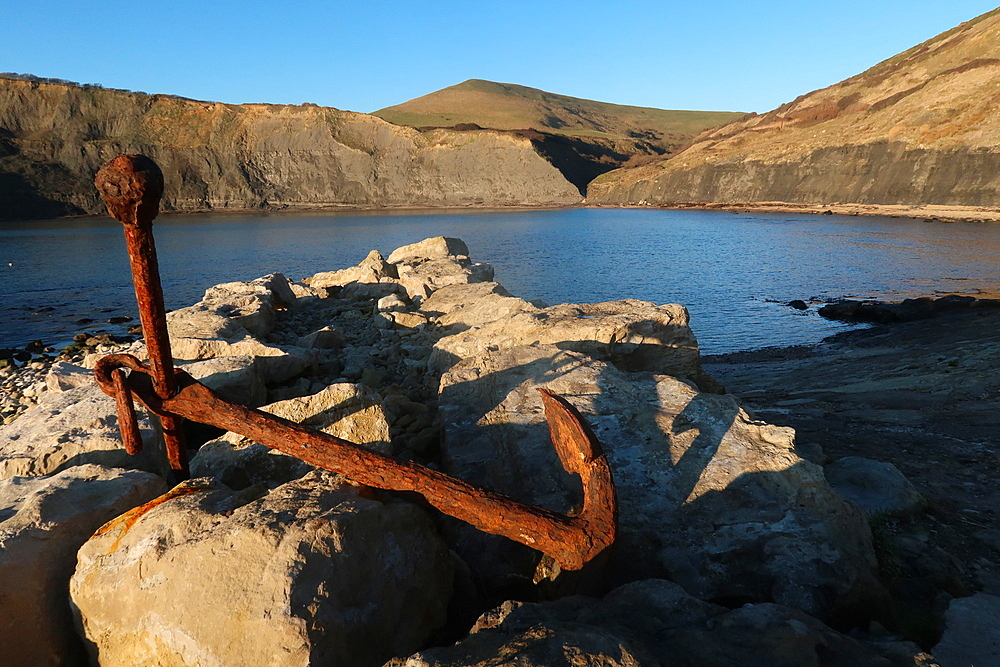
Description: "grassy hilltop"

(375, 79), (745, 191)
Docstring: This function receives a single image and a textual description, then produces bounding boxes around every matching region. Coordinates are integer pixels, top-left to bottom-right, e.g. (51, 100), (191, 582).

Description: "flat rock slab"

(933, 593), (1000, 666)
(0, 384), (164, 480)
(430, 299), (703, 382)
(0, 465), (166, 666)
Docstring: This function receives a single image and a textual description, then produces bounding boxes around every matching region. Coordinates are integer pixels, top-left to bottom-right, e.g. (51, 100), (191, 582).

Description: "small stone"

(107, 316), (133, 324)
(360, 368), (386, 389)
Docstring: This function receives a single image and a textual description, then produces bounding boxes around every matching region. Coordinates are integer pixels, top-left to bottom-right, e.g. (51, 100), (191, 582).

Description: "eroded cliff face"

(589, 8), (1000, 206)
(0, 78), (581, 219)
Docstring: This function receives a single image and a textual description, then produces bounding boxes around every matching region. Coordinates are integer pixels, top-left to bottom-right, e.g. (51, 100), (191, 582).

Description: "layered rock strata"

(0, 77), (581, 220)
(589, 8), (1000, 207)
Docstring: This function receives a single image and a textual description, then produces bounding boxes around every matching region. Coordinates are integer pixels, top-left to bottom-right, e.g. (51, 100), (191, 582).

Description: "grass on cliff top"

(373, 79), (744, 142)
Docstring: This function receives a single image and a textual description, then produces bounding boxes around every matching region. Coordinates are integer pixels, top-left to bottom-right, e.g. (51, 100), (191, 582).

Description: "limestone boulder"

(0, 465), (166, 666)
(420, 282), (539, 329)
(177, 355), (268, 407)
(389, 579), (895, 667)
(295, 325), (346, 351)
(825, 456), (927, 518)
(437, 344), (882, 621)
(0, 384), (164, 480)
(387, 237), (472, 264)
(430, 299), (703, 382)
(167, 273), (295, 340)
(70, 472), (454, 667)
(168, 336), (315, 384)
(164, 273), (314, 383)
(303, 250), (398, 289)
(190, 382), (393, 489)
(44, 361), (92, 393)
(386, 237), (494, 303)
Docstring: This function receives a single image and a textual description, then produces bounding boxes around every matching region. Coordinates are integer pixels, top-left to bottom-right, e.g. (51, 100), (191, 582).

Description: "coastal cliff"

(589, 8), (1000, 207)
(0, 77), (581, 220)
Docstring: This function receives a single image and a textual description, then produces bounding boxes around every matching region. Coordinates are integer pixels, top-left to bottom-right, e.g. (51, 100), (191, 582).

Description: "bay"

(2, 207), (999, 354)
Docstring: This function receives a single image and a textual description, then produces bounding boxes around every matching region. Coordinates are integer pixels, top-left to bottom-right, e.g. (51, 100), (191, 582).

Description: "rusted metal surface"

(95, 155), (188, 477)
(92, 154), (617, 570)
(110, 368), (143, 455)
(94, 354), (616, 570)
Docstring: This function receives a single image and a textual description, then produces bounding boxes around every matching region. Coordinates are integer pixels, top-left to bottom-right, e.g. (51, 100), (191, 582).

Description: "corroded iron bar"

(94, 155), (188, 478)
(110, 368), (143, 455)
(95, 355), (617, 571)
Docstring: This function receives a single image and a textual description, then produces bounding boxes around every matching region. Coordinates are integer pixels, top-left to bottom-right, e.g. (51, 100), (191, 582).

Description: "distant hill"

(589, 8), (1000, 207)
(0, 76), (580, 220)
(374, 79), (745, 191)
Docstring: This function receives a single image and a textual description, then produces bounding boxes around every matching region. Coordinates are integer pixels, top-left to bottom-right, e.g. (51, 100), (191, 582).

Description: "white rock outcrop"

(0, 384), (164, 480)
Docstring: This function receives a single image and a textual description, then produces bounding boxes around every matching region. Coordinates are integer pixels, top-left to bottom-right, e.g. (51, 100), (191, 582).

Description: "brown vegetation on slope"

(589, 8), (1000, 207)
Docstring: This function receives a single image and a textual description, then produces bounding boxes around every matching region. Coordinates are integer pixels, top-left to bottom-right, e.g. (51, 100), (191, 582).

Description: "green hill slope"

(374, 80), (745, 190)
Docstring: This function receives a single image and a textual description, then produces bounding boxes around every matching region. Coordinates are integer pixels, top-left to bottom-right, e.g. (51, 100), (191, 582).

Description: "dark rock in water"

(73, 333), (89, 343)
(820, 298), (936, 324)
(894, 298), (936, 322)
(75, 318), (94, 325)
(24, 340), (45, 353)
(974, 297), (1000, 309)
(13, 351), (32, 362)
(818, 300), (862, 321)
(788, 299), (809, 310)
(127, 324), (143, 335)
(32, 307), (54, 314)
(0, 348), (13, 360)
(107, 315), (133, 324)
(822, 209), (834, 215)
(934, 294), (976, 311)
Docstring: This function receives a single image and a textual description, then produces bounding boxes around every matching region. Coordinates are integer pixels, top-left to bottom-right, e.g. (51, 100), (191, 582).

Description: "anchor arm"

(95, 355), (616, 570)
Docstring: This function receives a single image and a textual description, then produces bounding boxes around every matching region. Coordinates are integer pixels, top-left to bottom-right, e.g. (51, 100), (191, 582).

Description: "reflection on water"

(2, 208), (1000, 354)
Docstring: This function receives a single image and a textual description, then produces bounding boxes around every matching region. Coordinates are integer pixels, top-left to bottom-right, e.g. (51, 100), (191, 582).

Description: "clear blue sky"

(4, 1), (998, 114)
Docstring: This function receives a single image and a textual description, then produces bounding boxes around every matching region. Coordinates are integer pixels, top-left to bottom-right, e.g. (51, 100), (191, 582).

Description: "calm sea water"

(2, 208), (999, 354)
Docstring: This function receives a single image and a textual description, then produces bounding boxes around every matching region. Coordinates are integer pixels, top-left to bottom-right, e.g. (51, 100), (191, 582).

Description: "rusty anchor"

(92, 154), (617, 571)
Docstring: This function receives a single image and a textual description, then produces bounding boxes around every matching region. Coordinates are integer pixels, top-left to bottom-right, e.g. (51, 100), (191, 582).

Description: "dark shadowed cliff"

(0, 77), (581, 220)
(589, 8), (1000, 207)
